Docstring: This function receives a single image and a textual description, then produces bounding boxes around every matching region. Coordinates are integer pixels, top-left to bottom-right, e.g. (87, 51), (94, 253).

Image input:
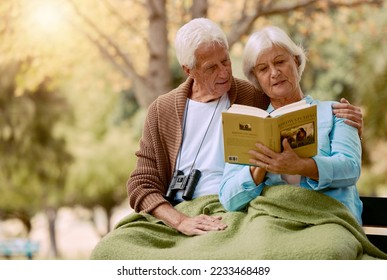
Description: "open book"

(222, 100), (318, 165)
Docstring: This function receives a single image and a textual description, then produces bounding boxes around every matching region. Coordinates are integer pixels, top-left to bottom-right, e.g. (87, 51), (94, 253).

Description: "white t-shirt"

(174, 93), (230, 202)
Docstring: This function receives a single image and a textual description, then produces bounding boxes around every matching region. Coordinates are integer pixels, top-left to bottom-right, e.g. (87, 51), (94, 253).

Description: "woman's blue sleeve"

(219, 163), (265, 211)
(306, 103), (361, 190)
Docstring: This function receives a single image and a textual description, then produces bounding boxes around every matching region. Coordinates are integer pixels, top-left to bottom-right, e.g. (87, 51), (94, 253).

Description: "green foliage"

(111, 89), (139, 125)
(358, 167), (387, 197)
(65, 127), (135, 210)
(170, 59), (187, 89)
(59, 45), (142, 215)
(0, 59), (72, 228)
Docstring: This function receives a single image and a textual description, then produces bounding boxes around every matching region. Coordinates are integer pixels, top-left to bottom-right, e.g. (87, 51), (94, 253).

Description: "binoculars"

(166, 169), (201, 202)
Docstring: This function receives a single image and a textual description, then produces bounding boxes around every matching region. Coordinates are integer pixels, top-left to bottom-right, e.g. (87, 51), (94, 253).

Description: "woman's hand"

(249, 165), (267, 185)
(249, 139), (301, 174)
(248, 139), (318, 180)
(332, 98), (363, 137)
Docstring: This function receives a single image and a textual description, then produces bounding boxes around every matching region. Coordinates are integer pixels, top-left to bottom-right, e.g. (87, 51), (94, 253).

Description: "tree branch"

(79, 27), (133, 79)
(227, 0), (382, 47)
(66, 0), (145, 85)
(100, 0), (148, 43)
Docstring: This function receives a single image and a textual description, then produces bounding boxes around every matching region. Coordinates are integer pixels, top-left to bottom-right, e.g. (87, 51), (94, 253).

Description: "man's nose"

(218, 64), (229, 77)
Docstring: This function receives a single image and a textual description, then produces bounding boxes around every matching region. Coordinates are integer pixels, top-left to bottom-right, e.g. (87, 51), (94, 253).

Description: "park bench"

(360, 196), (387, 254)
(0, 238), (39, 260)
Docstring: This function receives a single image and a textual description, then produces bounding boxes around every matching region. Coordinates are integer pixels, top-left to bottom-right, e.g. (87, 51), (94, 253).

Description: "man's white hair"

(175, 18), (229, 69)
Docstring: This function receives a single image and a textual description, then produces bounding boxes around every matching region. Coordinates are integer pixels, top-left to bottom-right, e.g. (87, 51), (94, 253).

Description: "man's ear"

(182, 65), (191, 77)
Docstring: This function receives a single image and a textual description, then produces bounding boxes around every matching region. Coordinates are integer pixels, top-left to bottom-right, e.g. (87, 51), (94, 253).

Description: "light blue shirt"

(219, 95), (363, 224)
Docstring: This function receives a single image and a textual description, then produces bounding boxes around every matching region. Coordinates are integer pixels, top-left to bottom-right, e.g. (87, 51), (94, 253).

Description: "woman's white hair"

(243, 26), (306, 91)
(175, 18), (229, 69)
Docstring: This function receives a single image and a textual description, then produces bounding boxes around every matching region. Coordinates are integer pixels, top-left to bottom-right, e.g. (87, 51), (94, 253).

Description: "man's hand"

(151, 203), (227, 236)
(332, 98), (363, 137)
(177, 214), (227, 236)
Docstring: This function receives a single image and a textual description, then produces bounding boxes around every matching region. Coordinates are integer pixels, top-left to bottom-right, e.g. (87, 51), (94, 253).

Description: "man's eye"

(222, 59), (231, 65)
(206, 65), (217, 72)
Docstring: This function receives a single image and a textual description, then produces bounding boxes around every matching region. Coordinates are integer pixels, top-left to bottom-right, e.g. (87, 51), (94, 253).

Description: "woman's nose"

(270, 66), (279, 77)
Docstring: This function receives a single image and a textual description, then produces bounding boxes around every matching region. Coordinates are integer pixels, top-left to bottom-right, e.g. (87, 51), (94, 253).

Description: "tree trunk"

(106, 207), (112, 234)
(140, 0), (171, 107)
(191, 0), (208, 18)
(46, 207), (59, 258)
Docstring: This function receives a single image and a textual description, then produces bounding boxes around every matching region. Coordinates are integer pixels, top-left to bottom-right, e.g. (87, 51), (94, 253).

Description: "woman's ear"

(294, 55), (301, 67)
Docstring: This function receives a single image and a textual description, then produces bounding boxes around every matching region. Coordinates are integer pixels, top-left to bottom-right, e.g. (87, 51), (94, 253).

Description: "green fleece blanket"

(91, 185), (387, 260)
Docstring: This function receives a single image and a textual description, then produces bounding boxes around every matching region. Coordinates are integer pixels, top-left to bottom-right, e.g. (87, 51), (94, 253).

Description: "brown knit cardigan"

(127, 77), (270, 213)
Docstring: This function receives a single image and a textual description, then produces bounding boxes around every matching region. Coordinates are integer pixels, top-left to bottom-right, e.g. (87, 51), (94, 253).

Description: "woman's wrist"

(249, 165), (266, 185)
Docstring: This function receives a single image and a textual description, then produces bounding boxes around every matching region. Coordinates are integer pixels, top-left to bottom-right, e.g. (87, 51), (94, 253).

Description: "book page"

(226, 104), (270, 118)
(269, 99), (309, 117)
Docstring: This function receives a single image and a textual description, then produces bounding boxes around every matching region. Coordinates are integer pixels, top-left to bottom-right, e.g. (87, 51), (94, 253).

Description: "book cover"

(222, 101), (318, 165)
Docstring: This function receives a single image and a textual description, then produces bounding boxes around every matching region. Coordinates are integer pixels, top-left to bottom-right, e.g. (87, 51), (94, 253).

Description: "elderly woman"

(219, 26), (363, 225)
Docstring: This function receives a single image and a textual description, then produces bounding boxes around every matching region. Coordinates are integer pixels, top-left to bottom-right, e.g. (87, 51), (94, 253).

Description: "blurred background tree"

(0, 60), (72, 257)
(0, 0), (386, 259)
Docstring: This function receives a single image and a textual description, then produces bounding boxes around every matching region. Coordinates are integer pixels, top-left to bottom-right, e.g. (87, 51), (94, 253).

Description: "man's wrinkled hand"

(177, 214), (227, 236)
(332, 98), (363, 137)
